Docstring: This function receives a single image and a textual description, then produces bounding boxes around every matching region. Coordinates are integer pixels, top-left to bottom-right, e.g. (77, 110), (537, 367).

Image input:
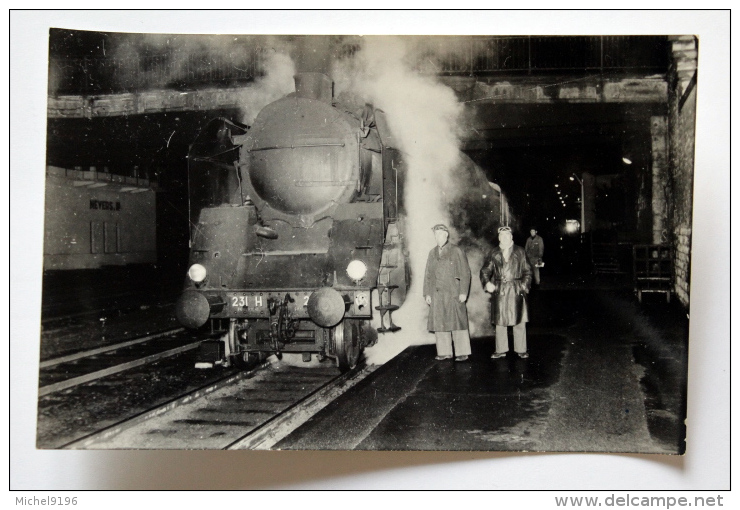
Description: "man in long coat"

(480, 226), (533, 359)
(423, 224), (472, 362)
(525, 227), (544, 286)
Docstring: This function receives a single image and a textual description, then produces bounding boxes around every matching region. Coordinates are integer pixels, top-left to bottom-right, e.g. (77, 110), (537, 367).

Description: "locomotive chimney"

(294, 72), (334, 103)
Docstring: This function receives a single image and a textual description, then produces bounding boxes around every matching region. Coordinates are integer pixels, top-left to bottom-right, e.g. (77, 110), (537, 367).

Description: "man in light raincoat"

(423, 224), (472, 362)
(480, 226), (533, 359)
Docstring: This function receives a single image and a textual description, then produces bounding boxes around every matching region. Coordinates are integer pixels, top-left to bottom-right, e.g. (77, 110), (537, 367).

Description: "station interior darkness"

(46, 102), (659, 280)
(43, 32), (680, 289)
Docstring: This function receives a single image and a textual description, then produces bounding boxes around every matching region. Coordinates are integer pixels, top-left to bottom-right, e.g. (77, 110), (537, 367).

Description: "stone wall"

(674, 225), (692, 305)
(667, 36), (698, 307)
(651, 116), (669, 244)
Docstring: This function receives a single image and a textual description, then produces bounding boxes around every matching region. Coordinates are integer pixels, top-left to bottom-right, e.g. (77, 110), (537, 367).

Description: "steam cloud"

(108, 34), (296, 124)
(331, 37), (497, 364)
(233, 50), (296, 125)
(104, 33), (501, 364)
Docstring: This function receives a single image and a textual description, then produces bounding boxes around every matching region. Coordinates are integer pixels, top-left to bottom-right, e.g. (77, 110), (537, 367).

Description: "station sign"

(90, 199), (121, 211)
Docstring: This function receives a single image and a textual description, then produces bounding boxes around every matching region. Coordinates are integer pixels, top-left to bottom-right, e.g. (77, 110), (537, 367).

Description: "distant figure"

(480, 226), (533, 359)
(423, 224), (472, 362)
(525, 228), (545, 286)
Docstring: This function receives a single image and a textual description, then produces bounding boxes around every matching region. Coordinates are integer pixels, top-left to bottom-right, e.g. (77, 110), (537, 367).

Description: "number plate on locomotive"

(225, 292), (311, 318)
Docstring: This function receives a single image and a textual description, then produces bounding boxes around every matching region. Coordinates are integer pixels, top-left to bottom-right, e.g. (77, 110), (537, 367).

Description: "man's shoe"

(455, 355), (469, 362)
(518, 351), (530, 359)
(490, 352), (506, 359)
(435, 355), (452, 361)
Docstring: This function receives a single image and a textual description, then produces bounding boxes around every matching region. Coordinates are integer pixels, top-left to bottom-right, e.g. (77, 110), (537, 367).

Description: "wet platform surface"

(276, 284), (688, 454)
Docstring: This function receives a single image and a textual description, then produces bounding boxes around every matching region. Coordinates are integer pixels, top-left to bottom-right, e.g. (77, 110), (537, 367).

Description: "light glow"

(346, 260), (368, 281)
(188, 264), (207, 283)
(565, 219), (580, 233)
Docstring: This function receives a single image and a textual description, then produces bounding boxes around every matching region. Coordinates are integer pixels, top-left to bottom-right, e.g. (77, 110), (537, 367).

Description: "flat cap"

(432, 224), (449, 232)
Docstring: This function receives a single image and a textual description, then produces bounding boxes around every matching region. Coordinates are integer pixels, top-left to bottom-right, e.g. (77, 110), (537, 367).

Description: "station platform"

(275, 286), (688, 454)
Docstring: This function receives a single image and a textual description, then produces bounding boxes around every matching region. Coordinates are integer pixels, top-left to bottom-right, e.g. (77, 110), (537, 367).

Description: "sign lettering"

(90, 199), (121, 211)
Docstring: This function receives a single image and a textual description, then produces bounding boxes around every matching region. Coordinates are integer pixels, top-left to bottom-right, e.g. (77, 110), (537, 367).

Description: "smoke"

(110, 34), (256, 88)
(108, 33), (296, 124)
(330, 36), (499, 365)
(233, 50), (296, 125)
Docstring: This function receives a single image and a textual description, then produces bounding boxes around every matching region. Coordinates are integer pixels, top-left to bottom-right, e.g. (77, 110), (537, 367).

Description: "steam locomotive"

(175, 72), (510, 371)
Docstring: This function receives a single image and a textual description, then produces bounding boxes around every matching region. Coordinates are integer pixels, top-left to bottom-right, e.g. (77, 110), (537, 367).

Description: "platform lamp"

(570, 174), (585, 234)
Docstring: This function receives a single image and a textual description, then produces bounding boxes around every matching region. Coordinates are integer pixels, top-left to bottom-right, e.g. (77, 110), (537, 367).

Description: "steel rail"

(38, 338), (201, 397)
(39, 328), (185, 369)
(59, 359), (375, 450)
(41, 300), (177, 326)
(60, 361), (270, 449)
(226, 362), (377, 450)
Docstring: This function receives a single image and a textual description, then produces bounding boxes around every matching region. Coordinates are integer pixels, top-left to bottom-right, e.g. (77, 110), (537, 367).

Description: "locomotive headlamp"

(188, 264), (207, 283)
(346, 260), (367, 281)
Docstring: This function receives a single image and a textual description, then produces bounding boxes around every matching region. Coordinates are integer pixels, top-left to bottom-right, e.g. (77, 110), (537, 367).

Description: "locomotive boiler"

(176, 73), (409, 371)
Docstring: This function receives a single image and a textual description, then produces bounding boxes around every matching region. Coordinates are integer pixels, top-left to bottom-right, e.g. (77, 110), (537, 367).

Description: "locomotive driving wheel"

(333, 320), (361, 373)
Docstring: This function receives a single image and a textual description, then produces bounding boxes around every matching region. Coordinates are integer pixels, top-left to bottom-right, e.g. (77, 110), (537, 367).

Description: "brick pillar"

(651, 116), (668, 244)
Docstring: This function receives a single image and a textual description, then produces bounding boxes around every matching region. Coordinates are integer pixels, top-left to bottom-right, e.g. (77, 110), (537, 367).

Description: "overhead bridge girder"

(47, 75), (667, 120)
(439, 76), (667, 106)
(47, 87), (245, 119)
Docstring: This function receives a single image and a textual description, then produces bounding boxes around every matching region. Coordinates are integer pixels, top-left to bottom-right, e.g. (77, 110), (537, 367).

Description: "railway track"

(40, 290), (177, 324)
(40, 301), (177, 330)
(37, 316), (376, 450)
(37, 328), (198, 396)
(61, 358), (377, 450)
